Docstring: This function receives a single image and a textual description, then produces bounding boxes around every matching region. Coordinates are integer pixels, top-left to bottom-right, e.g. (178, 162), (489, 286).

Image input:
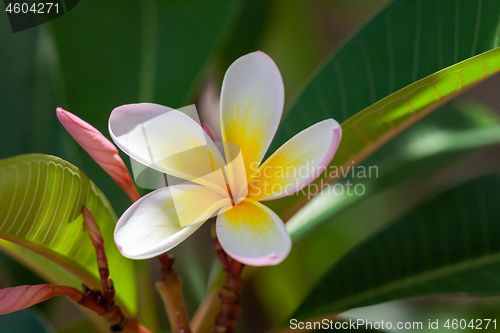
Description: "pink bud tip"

(202, 123), (216, 141)
(57, 107), (141, 202)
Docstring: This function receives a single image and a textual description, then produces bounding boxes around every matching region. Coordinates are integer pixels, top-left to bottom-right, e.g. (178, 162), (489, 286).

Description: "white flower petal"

(109, 103), (227, 193)
(216, 199), (291, 266)
(221, 142), (249, 206)
(220, 51), (284, 181)
(247, 119), (342, 201)
(115, 185), (230, 259)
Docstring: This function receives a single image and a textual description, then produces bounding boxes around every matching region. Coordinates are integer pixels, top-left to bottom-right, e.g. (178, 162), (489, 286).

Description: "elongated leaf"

(254, 102), (500, 325)
(287, 101), (500, 240)
(269, 47), (500, 219)
(267, 0), (500, 217)
(48, 0), (242, 124)
(0, 241), (82, 287)
(295, 172), (500, 319)
(273, 0), (500, 148)
(0, 22), (57, 158)
(0, 154), (136, 313)
(334, 46), (500, 163)
(0, 284), (83, 315)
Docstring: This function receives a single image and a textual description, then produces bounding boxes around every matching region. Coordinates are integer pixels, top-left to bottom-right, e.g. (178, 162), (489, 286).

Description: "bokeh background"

(1, 0), (500, 332)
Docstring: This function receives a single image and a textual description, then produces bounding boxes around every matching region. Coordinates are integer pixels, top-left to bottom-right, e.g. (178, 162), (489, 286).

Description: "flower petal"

(222, 142), (249, 205)
(57, 107), (140, 202)
(109, 103), (227, 192)
(216, 199), (291, 266)
(247, 119), (341, 201)
(115, 185), (230, 259)
(220, 51), (284, 181)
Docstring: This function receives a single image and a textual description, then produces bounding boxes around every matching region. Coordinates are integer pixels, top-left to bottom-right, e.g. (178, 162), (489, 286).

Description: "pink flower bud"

(57, 107), (140, 202)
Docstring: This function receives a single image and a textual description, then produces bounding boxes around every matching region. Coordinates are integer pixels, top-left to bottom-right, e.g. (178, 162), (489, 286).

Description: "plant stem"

(82, 206), (151, 333)
(74, 288), (107, 315)
(211, 271), (244, 333)
(156, 254), (192, 333)
(81, 283), (151, 333)
(82, 206), (115, 302)
(210, 222), (245, 333)
(122, 318), (154, 333)
(192, 267), (255, 333)
(191, 289), (220, 333)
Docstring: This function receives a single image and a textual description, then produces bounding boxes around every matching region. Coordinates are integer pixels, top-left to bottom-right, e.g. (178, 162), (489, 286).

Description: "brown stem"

(192, 268), (255, 333)
(156, 254), (192, 333)
(211, 222), (245, 333)
(82, 206), (151, 333)
(81, 284), (152, 333)
(211, 223), (230, 271)
(122, 318), (154, 333)
(82, 206), (115, 303)
(75, 288), (107, 315)
(212, 272), (244, 333)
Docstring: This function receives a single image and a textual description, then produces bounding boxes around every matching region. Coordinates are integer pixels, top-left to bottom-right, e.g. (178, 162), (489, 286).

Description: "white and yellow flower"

(110, 51), (341, 266)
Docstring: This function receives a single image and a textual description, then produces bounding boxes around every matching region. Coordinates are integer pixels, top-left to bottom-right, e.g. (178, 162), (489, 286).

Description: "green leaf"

(287, 100), (500, 241)
(294, 172), (500, 319)
(267, 0), (500, 217)
(333, 46), (500, 162)
(0, 23), (58, 158)
(274, 0), (500, 147)
(0, 154), (136, 314)
(269, 46), (500, 219)
(48, 0), (242, 120)
(0, 241), (82, 288)
(254, 101), (500, 325)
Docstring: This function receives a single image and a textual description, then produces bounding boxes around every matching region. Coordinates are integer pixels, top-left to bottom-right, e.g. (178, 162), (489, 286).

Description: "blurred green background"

(2, 0), (500, 332)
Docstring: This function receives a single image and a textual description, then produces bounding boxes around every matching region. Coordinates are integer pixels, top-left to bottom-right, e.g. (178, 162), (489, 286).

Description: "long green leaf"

(294, 172), (500, 319)
(0, 23), (57, 158)
(254, 101), (500, 325)
(273, 0), (500, 148)
(287, 100), (500, 240)
(0, 154), (136, 313)
(334, 46), (500, 164)
(0, 241), (81, 287)
(267, 0), (500, 217)
(48, 0), (241, 110)
(268, 46), (500, 220)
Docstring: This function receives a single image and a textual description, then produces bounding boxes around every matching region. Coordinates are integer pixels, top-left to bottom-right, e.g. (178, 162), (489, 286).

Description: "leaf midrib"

(284, 48), (500, 222)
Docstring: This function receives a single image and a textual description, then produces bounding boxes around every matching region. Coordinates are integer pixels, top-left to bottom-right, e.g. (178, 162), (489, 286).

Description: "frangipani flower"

(111, 51), (341, 266)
